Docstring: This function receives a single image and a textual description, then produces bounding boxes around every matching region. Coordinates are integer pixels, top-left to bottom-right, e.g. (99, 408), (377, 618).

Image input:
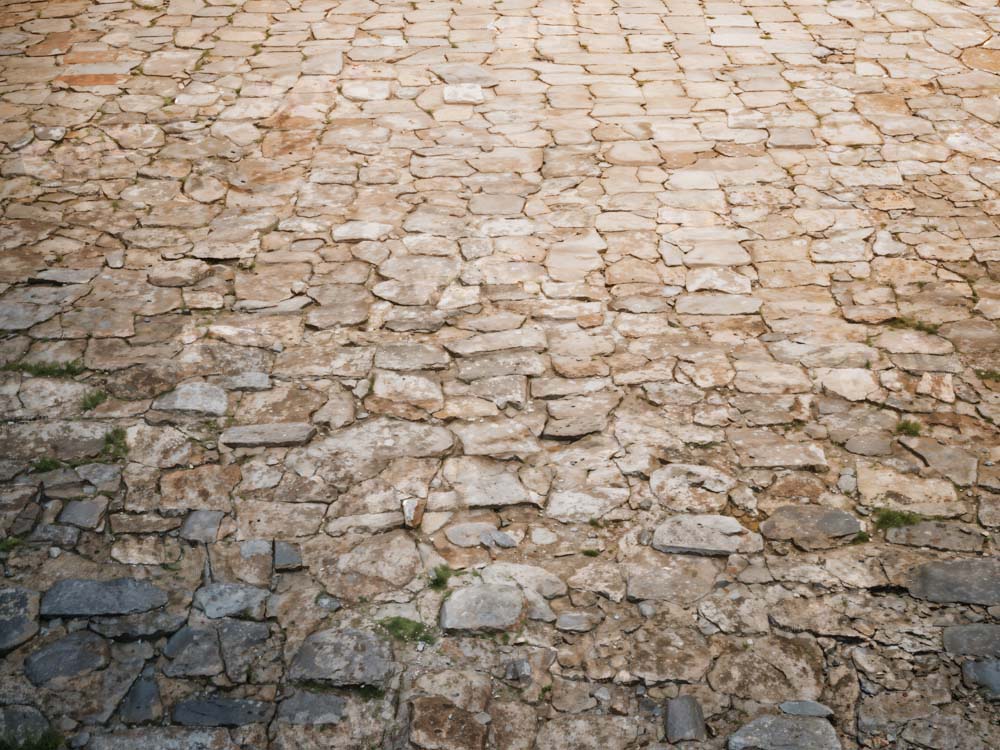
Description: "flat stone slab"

(907, 559), (1000, 605)
(760, 505), (862, 550)
(728, 715), (841, 750)
(40, 578), (168, 617)
(289, 627), (393, 687)
(652, 514), (763, 556)
(25, 630), (109, 685)
(439, 583), (524, 632)
(173, 697), (274, 727)
(220, 422), (316, 447)
(943, 624), (1000, 657)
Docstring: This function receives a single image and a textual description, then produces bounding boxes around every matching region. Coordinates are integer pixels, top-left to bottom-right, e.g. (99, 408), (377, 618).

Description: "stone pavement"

(0, 0), (999, 746)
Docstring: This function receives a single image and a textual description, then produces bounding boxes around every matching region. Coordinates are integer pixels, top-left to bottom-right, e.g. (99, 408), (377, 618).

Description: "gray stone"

(0, 587), (39, 654)
(90, 610), (187, 640)
(274, 541), (302, 570)
(289, 627), (393, 687)
(25, 630), (109, 685)
(41, 578), (168, 617)
(728, 715), (841, 750)
(760, 505), (862, 550)
(886, 521), (984, 552)
(152, 382), (228, 416)
(555, 611), (602, 632)
(59, 498), (108, 529)
(219, 372), (271, 391)
(163, 627), (223, 677)
(220, 422), (316, 447)
(652, 514), (763, 556)
(218, 619), (270, 682)
(87, 728), (239, 750)
(666, 695), (707, 743)
(172, 697), (273, 727)
(194, 583), (268, 620)
(0, 705), (50, 745)
(962, 660), (999, 697)
(779, 700), (834, 717)
(440, 583), (524, 632)
(120, 667), (162, 724)
(907, 559), (1000, 605)
(277, 691), (347, 725)
(943, 624), (1000, 657)
(179, 510), (225, 543)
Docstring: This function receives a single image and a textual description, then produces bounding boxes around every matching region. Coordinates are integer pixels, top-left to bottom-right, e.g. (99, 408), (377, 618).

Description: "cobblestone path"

(1, 0), (999, 747)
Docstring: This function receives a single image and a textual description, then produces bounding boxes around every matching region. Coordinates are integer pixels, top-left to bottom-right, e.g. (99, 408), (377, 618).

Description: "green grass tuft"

(81, 391), (108, 412)
(976, 369), (999, 382)
(1, 360), (84, 378)
(581, 549), (600, 557)
(872, 508), (922, 530)
(851, 531), (870, 545)
(379, 616), (435, 644)
(30, 457), (61, 473)
(428, 565), (454, 591)
(0, 728), (63, 750)
(895, 419), (921, 437)
(0, 537), (23, 554)
(353, 684), (385, 701)
(886, 317), (939, 335)
(101, 427), (128, 460)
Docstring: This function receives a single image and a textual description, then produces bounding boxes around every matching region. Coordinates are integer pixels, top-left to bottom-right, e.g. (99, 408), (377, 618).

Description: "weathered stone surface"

(728, 715), (841, 750)
(0, 587), (38, 654)
(440, 584), (524, 632)
(666, 695), (707, 743)
(652, 514), (763, 556)
(760, 506), (862, 550)
(289, 627), (393, 687)
(40, 578), (168, 616)
(220, 422), (316, 447)
(943, 625), (1000, 657)
(409, 696), (487, 750)
(2, 1), (999, 745)
(25, 630), (109, 685)
(907, 559), (1000, 605)
(173, 697), (273, 727)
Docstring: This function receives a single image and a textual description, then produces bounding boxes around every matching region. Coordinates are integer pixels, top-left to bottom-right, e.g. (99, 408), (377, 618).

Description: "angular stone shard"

(666, 695), (707, 743)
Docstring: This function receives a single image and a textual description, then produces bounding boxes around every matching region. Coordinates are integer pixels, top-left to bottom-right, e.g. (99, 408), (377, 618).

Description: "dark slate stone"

(0, 586), (39, 654)
(41, 578), (168, 617)
(666, 695), (707, 742)
(28, 523), (80, 547)
(728, 715), (841, 750)
(58, 498), (108, 529)
(943, 624), (1000, 657)
(963, 659), (999, 697)
(907, 559), (1000, 605)
(120, 667), (162, 725)
(89, 610), (187, 639)
(163, 627), (223, 678)
(0, 705), (50, 744)
(25, 630), (109, 686)
(289, 627), (393, 687)
(276, 691), (347, 725)
(779, 700), (834, 717)
(503, 658), (532, 682)
(193, 583), (267, 620)
(274, 541), (302, 571)
(172, 697), (274, 727)
(218, 619), (270, 683)
(886, 521), (984, 552)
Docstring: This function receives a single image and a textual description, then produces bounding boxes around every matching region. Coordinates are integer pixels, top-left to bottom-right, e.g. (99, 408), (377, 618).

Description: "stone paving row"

(0, 0), (998, 747)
